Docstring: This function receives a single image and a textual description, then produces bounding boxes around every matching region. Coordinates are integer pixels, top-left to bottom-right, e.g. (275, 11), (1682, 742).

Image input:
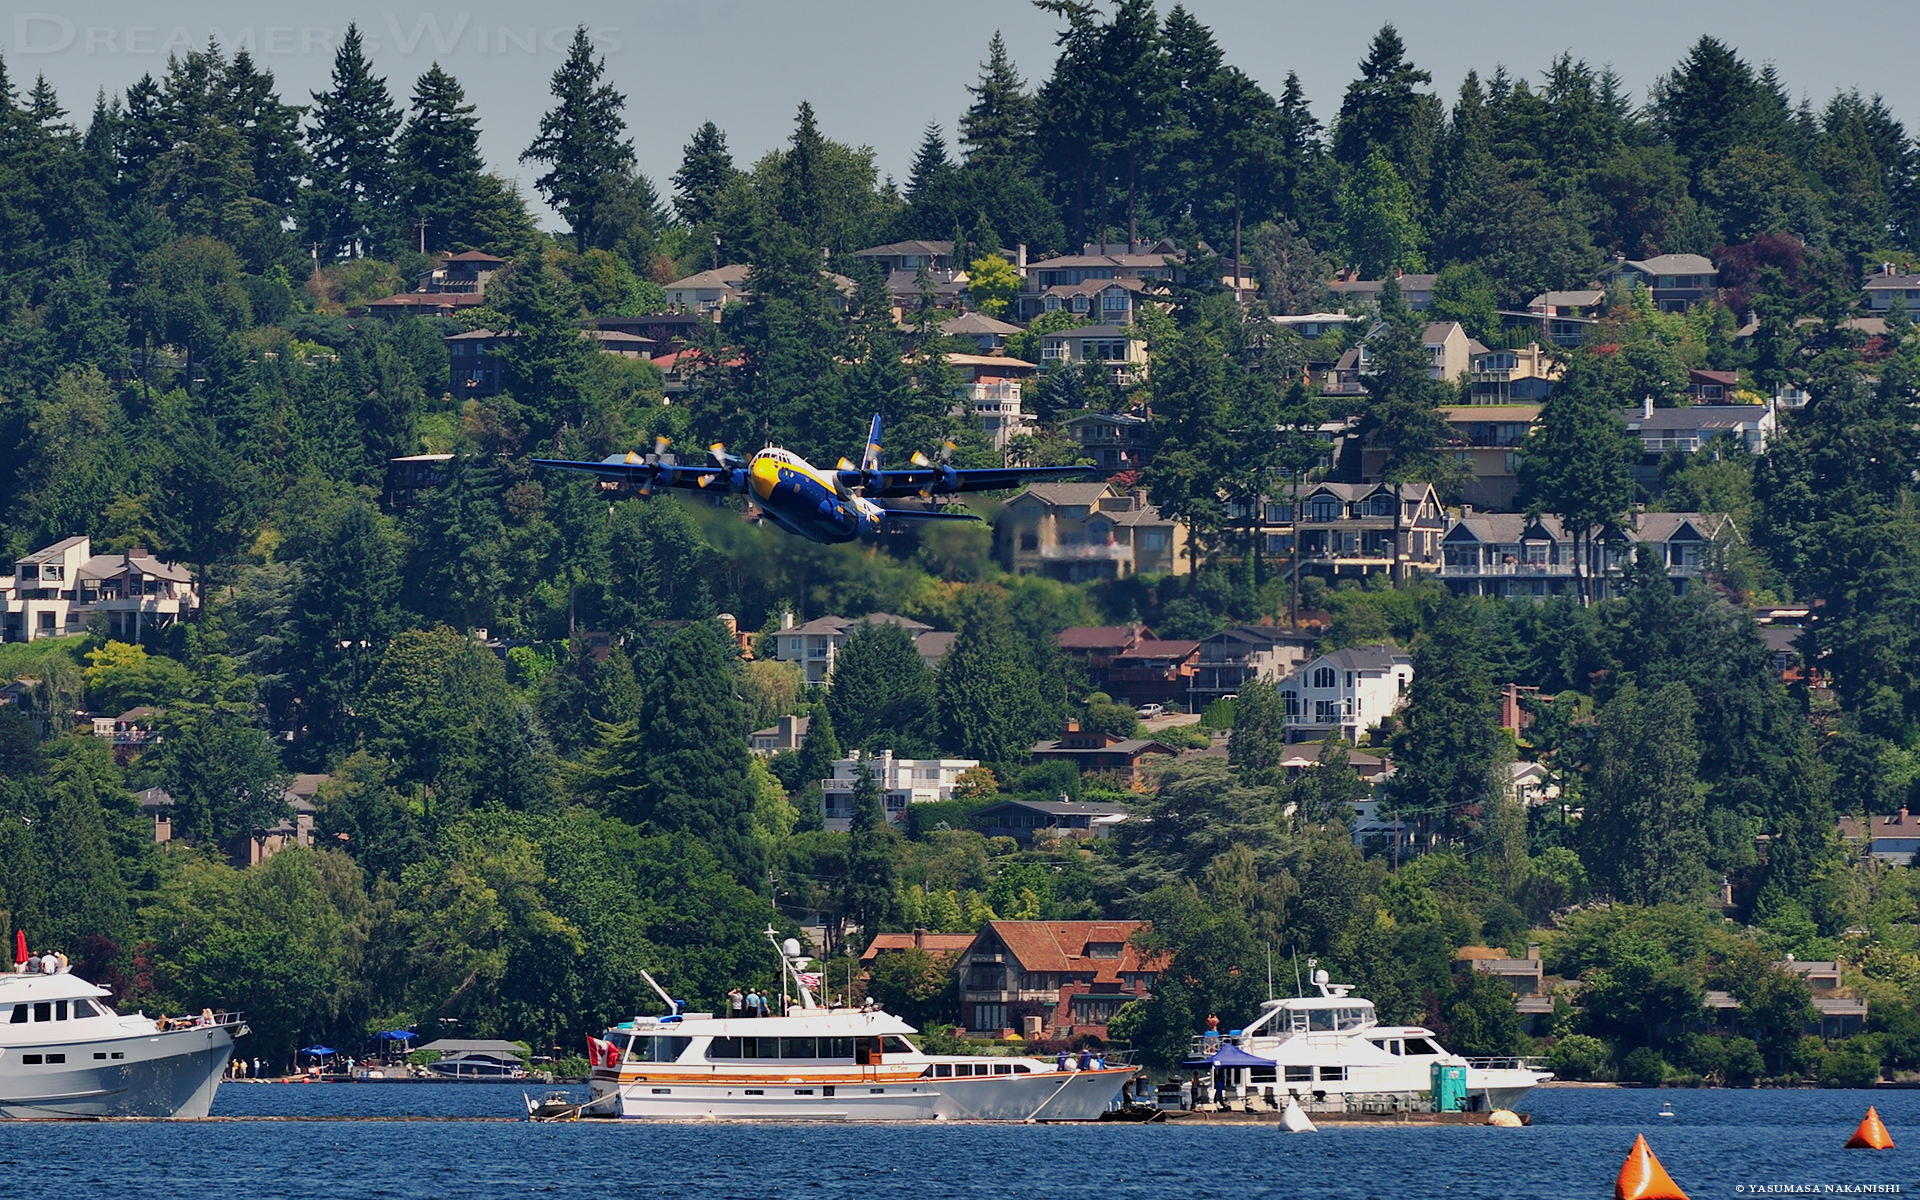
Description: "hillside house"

(2, 538), (199, 643)
(955, 920), (1164, 1039)
(1029, 722), (1178, 788)
(1065, 411), (1151, 471)
(999, 482), (1187, 581)
(1013, 240), (1184, 322)
(969, 798), (1132, 844)
(1439, 512), (1734, 599)
(820, 749), (978, 832)
(1327, 272), (1436, 310)
(1275, 645), (1413, 744)
(367, 250), (504, 318)
(1605, 253), (1719, 312)
(1862, 263), (1920, 313)
(1189, 625), (1319, 710)
(1036, 324), (1149, 385)
(770, 612), (937, 686)
(1253, 482), (1447, 579)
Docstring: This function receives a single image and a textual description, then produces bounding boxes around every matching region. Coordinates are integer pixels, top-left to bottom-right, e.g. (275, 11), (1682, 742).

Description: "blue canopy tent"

(298, 1045), (337, 1057)
(1179, 1043), (1273, 1070)
(378, 1030), (416, 1042)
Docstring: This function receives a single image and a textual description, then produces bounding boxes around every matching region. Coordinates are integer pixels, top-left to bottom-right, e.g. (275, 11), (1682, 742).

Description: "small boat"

(0, 961), (246, 1118)
(584, 930), (1136, 1122)
(525, 1090), (581, 1120)
(1658, 1101), (1675, 1118)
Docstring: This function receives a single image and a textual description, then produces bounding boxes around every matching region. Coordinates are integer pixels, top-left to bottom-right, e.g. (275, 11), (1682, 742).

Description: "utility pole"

(416, 218), (429, 255)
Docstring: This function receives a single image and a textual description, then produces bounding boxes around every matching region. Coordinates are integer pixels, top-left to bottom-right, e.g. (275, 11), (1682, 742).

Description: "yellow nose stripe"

(750, 458), (780, 500)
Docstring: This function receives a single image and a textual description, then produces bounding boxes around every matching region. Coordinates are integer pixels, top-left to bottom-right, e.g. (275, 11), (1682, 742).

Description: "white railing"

(1041, 544), (1131, 560)
(1441, 561), (1573, 577)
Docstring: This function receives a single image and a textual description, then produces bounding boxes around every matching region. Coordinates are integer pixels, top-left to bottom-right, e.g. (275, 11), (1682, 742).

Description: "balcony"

(967, 381), (1023, 405)
(1441, 559), (1574, 576)
(1041, 543), (1132, 561)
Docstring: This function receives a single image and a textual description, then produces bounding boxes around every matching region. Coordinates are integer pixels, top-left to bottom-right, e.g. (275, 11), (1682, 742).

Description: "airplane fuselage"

(747, 448), (882, 544)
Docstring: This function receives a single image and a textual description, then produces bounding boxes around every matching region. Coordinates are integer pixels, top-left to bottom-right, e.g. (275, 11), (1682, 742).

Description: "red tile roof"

(972, 920), (1164, 984)
(859, 932), (977, 964)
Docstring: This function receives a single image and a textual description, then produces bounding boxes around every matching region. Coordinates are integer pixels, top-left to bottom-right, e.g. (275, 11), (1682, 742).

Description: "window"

(1311, 667), (1336, 689)
(1086, 942), (1123, 958)
(1314, 700), (1338, 722)
(1102, 290), (1129, 314)
(54, 1000), (67, 1021)
(1071, 295), (1089, 313)
(1283, 1065), (1313, 1083)
(779, 1038), (818, 1058)
(972, 1003), (1008, 1030)
(1318, 1066), (1346, 1081)
(1402, 1037), (1438, 1056)
(1282, 690), (1298, 717)
(1044, 295), (1060, 312)
(1309, 498), (1341, 522)
(1368, 494), (1394, 517)
(1265, 502), (1294, 523)
(7, 1006), (23, 1024)
(32, 1002), (49, 1022)
(1139, 530), (1170, 551)
(21, 1055), (41, 1065)
(1019, 533), (1038, 552)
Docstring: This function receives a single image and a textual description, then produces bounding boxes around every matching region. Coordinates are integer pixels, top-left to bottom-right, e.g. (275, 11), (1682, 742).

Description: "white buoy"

(1488, 1109), (1523, 1127)
(1279, 1095), (1317, 1133)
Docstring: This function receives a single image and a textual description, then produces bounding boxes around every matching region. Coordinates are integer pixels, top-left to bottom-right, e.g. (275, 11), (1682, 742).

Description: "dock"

(1106, 1108), (1527, 1127)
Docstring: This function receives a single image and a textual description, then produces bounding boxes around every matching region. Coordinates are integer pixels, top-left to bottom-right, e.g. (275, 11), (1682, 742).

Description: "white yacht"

(585, 931), (1135, 1121)
(1189, 969), (1551, 1112)
(0, 967), (244, 1118)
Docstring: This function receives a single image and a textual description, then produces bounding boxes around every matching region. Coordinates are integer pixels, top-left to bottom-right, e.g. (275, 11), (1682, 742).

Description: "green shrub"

(1620, 1046), (1667, 1086)
(1547, 1033), (1610, 1081)
(1724, 1037), (1764, 1086)
(551, 1055), (589, 1078)
(1820, 1038), (1882, 1088)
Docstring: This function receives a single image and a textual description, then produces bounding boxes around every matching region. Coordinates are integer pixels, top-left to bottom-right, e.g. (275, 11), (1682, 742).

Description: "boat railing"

(1460, 1054), (1546, 1071)
(157, 1010), (245, 1031)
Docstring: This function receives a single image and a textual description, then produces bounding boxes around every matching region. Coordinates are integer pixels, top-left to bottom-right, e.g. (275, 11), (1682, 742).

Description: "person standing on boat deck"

(728, 988), (744, 1018)
(1057, 1049), (1069, 1072)
(1077, 1047), (1093, 1071)
(1179, 1076), (1193, 1110)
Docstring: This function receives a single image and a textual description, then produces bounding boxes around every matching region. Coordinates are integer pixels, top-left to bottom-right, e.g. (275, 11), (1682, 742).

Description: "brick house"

(956, 920), (1165, 1039)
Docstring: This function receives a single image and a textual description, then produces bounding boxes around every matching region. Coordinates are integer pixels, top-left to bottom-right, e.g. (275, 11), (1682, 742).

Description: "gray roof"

(1443, 514), (1568, 544)
(1619, 404), (1770, 432)
(1531, 289), (1605, 308)
(1331, 274), (1437, 294)
(1863, 273), (1920, 289)
(20, 536), (88, 562)
(1633, 512), (1728, 542)
(854, 239), (953, 258)
(664, 264), (752, 291)
(939, 312), (1022, 336)
(1627, 254), (1716, 275)
(1316, 644), (1408, 672)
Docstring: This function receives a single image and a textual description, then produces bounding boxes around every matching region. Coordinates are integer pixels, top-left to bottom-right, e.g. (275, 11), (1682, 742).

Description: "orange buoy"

(1846, 1106), (1894, 1150)
(1616, 1133), (1690, 1200)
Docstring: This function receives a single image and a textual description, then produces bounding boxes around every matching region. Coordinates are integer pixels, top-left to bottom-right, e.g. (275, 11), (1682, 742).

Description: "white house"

(821, 749), (979, 831)
(1276, 645), (1413, 745)
(2, 538), (199, 643)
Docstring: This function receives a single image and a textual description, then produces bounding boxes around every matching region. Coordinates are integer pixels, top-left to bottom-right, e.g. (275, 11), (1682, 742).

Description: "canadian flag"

(586, 1036), (613, 1068)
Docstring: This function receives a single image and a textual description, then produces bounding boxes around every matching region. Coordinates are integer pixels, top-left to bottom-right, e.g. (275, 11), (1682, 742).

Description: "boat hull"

(601, 1078), (941, 1121)
(1465, 1067), (1554, 1111)
(932, 1067), (1133, 1121)
(0, 1023), (239, 1119)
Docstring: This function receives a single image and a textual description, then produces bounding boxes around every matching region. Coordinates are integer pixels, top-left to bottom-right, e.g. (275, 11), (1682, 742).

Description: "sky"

(8, 1), (1920, 228)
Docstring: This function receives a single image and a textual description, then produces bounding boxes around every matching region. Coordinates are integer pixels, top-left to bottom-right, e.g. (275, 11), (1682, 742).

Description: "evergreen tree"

(905, 122), (952, 205)
(841, 760), (898, 935)
(1581, 681), (1710, 905)
(672, 120), (737, 228)
(36, 765), (131, 949)
(792, 705), (842, 834)
(521, 27), (635, 253)
(1339, 148), (1421, 277)
(304, 23), (401, 257)
(401, 454), (510, 632)
(1334, 25), (1440, 208)
(1518, 356), (1639, 604)
(1226, 677), (1285, 786)
(490, 247), (595, 438)
(1384, 601), (1503, 842)
(959, 32), (1034, 169)
(630, 621), (765, 884)
(825, 621), (935, 754)
(936, 589), (1045, 764)
(393, 64), (490, 252)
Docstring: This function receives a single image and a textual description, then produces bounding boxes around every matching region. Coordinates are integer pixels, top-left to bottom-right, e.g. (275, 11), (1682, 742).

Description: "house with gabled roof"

(1189, 624), (1319, 710)
(1275, 644), (1413, 745)
(1065, 411), (1150, 471)
(1327, 272), (1437, 311)
(366, 250), (505, 318)
(1323, 320), (1480, 396)
(999, 482), (1187, 581)
(1029, 721), (1178, 788)
(1604, 252), (1718, 312)
(1037, 324), (1149, 385)
(1863, 263), (1920, 314)
(769, 611), (936, 686)
(1056, 624), (1154, 689)
(3, 538), (199, 643)
(1251, 482), (1446, 580)
(955, 920), (1165, 1039)
(1439, 511), (1735, 599)
(939, 311), (1023, 353)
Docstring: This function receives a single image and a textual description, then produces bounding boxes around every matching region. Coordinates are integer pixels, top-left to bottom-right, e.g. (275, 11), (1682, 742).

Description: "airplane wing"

(530, 455), (744, 492)
(854, 464), (1097, 498)
(877, 508), (983, 522)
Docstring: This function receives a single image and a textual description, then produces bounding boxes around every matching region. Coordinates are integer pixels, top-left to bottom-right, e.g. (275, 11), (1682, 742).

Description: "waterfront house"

(820, 749), (979, 832)
(955, 920), (1164, 1039)
(1275, 645), (1413, 745)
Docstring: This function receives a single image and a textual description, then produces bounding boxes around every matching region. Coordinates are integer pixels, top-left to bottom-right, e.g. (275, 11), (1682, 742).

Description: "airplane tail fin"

(861, 413), (883, 474)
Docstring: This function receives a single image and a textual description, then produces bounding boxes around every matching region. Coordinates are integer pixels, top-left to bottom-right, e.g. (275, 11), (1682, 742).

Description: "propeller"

(637, 436), (673, 495)
(910, 441), (960, 497)
(698, 441), (727, 487)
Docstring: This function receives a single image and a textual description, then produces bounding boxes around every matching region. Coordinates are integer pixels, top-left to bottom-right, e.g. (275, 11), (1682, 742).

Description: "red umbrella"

(13, 930), (25, 964)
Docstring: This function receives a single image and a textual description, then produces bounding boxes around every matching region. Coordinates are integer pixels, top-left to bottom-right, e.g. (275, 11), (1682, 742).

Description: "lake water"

(2, 1082), (1916, 1198)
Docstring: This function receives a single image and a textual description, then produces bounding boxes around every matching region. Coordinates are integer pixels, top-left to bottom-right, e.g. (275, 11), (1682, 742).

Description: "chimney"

(1900, 807), (1910, 826)
(1461, 504), (1473, 518)
(781, 610), (795, 630)
(1526, 944), (1541, 962)
(914, 927), (927, 948)
(1016, 243), (1028, 277)
(1642, 395), (1654, 419)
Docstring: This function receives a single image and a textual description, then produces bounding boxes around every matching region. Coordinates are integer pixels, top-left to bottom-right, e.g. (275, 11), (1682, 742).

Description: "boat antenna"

(1291, 949), (1302, 998)
(1267, 942), (1273, 1001)
(639, 969), (684, 1020)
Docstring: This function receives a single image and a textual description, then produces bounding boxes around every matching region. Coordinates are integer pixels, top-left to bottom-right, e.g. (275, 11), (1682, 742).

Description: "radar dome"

(1313, 968), (1330, 986)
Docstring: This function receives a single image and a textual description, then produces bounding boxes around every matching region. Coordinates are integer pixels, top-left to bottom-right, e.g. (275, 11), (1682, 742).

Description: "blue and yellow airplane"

(532, 415), (1096, 544)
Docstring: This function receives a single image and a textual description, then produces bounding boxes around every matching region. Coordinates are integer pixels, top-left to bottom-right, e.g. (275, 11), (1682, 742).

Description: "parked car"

(1135, 703), (1164, 719)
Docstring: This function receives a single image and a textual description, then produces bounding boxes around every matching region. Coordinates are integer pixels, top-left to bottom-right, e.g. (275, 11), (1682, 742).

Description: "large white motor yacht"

(0, 967), (244, 1118)
(1190, 969), (1551, 1112)
(585, 931), (1135, 1121)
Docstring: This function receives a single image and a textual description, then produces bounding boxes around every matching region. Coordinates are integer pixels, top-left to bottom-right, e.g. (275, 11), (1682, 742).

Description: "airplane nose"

(750, 457), (780, 500)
